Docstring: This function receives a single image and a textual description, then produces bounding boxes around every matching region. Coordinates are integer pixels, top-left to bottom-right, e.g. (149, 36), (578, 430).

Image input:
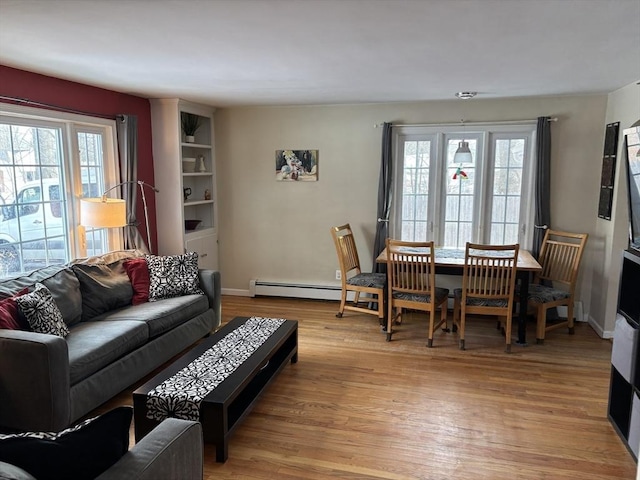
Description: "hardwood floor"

(99, 295), (637, 479)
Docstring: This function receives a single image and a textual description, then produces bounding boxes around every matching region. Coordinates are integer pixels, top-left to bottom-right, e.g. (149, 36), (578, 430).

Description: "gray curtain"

(372, 122), (393, 274)
(533, 116), (551, 259)
(116, 115), (148, 253)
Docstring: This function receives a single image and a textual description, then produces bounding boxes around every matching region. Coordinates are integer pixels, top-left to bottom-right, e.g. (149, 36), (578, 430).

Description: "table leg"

(216, 440), (228, 463)
(517, 272), (530, 345)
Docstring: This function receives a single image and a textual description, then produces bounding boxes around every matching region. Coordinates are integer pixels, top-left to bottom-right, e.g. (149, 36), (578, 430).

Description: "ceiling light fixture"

(455, 91), (477, 99)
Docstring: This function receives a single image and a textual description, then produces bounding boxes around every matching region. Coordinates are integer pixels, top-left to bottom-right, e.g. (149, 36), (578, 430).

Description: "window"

(392, 124), (535, 249)
(0, 104), (121, 277)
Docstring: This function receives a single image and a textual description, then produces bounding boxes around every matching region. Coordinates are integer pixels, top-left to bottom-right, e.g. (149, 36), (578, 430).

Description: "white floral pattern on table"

(146, 316), (286, 421)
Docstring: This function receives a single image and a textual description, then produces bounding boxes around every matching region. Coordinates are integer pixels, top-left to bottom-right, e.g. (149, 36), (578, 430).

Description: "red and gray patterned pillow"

(145, 252), (203, 301)
(15, 283), (68, 337)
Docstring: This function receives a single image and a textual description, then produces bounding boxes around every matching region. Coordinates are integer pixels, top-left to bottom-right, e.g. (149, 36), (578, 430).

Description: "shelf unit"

(150, 99), (218, 270)
(608, 249), (640, 461)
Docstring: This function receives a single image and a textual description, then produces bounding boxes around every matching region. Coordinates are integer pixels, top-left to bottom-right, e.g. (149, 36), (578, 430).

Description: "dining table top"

(375, 246), (542, 272)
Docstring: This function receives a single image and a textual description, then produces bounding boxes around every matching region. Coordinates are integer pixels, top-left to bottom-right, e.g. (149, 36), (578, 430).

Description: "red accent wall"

(0, 65), (157, 251)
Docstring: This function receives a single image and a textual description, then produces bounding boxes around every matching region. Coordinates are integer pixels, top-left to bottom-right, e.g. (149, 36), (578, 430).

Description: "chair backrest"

(330, 224), (362, 277)
(462, 243), (520, 303)
(536, 229), (588, 291)
(386, 239), (437, 295)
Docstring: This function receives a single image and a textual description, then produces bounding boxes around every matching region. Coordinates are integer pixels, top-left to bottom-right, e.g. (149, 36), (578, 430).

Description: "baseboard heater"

(249, 279), (357, 301)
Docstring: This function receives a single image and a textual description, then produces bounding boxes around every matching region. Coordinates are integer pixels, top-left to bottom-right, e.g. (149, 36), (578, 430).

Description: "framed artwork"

(598, 122), (620, 220)
(275, 150), (318, 181)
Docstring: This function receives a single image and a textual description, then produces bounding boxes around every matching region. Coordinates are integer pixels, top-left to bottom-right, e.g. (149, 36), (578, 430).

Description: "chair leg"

(536, 305), (547, 344)
(504, 314), (512, 354)
(386, 301), (394, 342)
(377, 291), (385, 328)
(440, 302), (450, 332)
(567, 300), (575, 334)
(426, 310), (436, 348)
(337, 288), (347, 318)
(452, 298), (460, 333)
(353, 291), (360, 306)
(459, 305), (466, 350)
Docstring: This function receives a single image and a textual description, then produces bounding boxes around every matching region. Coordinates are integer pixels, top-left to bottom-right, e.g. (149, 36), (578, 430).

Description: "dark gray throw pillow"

(145, 252), (204, 301)
(0, 406), (132, 480)
(71, 261), (133, 321)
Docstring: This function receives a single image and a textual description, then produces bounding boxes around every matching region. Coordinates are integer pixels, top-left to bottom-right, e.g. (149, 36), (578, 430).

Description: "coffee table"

(133, 316), (298, 462)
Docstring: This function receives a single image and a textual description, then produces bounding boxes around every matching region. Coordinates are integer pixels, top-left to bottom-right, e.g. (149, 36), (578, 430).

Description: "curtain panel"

(533, 116), (551, 259)
(116, 115), (149, 253)
(372, 122), (393, 274)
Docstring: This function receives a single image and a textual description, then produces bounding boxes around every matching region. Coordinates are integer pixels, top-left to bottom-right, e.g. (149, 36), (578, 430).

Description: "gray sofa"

(0, 417), (203, 480)
(0, 250), (221, 432)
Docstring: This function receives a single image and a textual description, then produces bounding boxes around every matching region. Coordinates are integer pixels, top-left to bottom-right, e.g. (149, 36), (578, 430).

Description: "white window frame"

(391, 123), (536, 249)
(0, 102), (122, 271)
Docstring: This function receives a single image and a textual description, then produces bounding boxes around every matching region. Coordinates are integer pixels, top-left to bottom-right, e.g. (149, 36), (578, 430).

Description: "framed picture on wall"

(275, 150), (318, 181)
(598, 122), (620, 220)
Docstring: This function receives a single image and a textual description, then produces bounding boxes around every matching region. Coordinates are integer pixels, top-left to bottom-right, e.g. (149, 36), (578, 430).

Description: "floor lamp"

(80, 180), (159, 253)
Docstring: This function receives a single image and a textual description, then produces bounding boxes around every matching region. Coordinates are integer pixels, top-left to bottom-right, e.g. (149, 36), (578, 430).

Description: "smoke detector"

(455, 92), (477, 99)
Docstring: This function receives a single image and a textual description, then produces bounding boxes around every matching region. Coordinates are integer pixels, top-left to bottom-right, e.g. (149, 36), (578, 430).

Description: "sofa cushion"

(94, 294), (210, 338)
(0, 265), (83, 327)
(67, 320), (148, 384)
(16, 284), (69, 338)
(146, 252), (204, 301)
(71, 262), (133, 321)
(123, 257), (150, 305)
(0, 406), (132, 480)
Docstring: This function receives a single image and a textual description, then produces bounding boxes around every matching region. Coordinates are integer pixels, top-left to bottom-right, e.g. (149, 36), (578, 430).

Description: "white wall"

(215, 94), (623, 333)
(589, 81), (640, 337)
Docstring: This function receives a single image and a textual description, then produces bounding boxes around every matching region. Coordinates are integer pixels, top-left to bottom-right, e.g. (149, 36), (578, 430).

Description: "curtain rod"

(0, 95), (123, 121)
(374, 118), (558, 128)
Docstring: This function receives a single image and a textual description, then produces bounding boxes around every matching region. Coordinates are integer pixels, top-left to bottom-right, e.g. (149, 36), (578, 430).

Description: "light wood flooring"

(98, 295), (637, 479)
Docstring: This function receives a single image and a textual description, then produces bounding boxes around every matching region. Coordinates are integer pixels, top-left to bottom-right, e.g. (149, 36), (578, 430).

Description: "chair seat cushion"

(347, 273), (386, 289)
(526, 283), (571, 303)
(453, 288), (509, 307)
(393, 287), (449, 304)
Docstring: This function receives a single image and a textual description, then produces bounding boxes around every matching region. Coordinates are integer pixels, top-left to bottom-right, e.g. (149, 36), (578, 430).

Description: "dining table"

(375, 247), (543, 345)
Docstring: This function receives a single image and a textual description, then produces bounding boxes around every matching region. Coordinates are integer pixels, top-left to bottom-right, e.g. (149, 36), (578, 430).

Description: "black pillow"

(0, 406), (132, 480)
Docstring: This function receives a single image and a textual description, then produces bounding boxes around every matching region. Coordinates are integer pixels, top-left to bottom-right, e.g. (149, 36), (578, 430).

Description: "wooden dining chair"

(385, 239), (449, 345)
(528, 229), (588, 344)
(330, 224), (386, 324)
(453, 243), (519, 353)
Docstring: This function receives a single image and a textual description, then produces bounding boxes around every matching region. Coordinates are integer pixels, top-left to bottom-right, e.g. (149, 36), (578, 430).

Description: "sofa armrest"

(199, 269), (221, 330)
(95, 418), (203, 480)
(0, 330), (70, 432)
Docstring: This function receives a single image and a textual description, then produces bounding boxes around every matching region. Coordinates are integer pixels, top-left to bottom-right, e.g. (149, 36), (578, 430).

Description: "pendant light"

(454, 92), (477, 164)
(453, 138), (473, 164)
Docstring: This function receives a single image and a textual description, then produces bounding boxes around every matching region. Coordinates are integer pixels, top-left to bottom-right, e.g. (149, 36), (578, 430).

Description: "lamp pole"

(101, 180), (159, 252)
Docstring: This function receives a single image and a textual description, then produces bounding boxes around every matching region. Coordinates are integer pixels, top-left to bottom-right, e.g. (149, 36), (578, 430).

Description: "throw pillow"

(0, 288), (29, 331)
(145, 252), (204, 301)
(123, 257), (150, 305)
(71, 261), (134, 321)
(15, 283), (68, 337)
(0, 406), (132, 480)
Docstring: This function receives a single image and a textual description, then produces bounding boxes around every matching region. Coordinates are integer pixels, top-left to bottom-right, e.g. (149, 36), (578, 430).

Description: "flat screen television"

(623, 125), (640, 254)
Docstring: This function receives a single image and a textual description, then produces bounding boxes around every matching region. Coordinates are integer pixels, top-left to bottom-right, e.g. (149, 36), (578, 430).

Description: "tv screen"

(624, 126), (640, 252)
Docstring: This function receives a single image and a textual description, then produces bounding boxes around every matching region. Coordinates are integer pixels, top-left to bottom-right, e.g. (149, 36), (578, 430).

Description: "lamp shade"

(80, 198), (127, 228)
(453, 141), (473, 164)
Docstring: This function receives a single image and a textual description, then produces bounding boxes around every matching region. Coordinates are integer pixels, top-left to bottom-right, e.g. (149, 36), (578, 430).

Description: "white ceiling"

(1, 0), (639, 107)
